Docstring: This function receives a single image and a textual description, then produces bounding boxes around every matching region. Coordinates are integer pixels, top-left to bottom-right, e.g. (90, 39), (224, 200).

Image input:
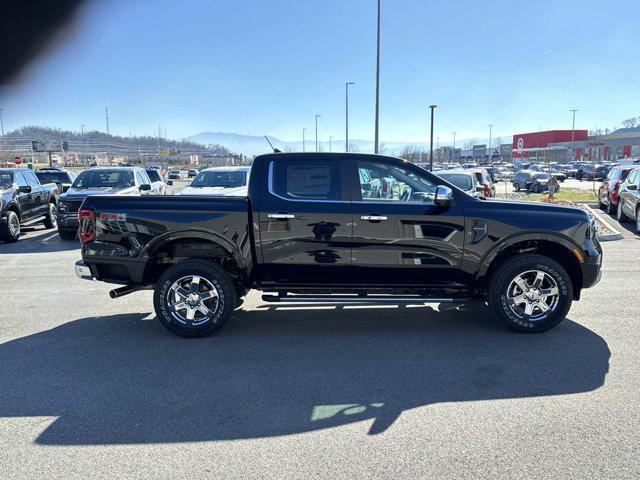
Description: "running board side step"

(261, 294), (470, 304)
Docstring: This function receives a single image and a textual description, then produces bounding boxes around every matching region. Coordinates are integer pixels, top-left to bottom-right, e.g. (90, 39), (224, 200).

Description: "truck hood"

(61, 186), (139, 200)
(482, 197), (589, 218)
(179, 186), (248, 197)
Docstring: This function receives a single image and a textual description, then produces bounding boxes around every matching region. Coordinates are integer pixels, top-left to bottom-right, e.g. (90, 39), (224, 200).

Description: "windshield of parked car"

(72, 170), (134, 188)
(146, 170), (162, 182)
(535, 173), (550, 180)
(190, 170), (247, 188)
(35, 171), (70, 183)
(437, 173), (472, 191)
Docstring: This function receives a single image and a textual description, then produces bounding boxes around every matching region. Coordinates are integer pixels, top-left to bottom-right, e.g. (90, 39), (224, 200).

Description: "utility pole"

(302, 128), (307, 152)
(374, 0), (381, 154)
(329, 136), (333, 152)
(81, 124), (86, 165)
(570, 109), (578, 142)
(488, 124), (493, 165)
(428, 105), (437, 171)
(315, 114), (321, 152)
(105, 107), (110, 135)
(345, 82), (354, 152)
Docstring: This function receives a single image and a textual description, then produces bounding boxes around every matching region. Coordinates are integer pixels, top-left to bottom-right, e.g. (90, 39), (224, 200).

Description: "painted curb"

(585, 205), (623, 242)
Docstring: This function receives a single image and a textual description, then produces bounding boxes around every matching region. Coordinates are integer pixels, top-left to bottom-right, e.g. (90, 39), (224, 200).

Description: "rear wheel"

(617, 200), (629, 223)
(488, 254), (573, 333)
(0, 211), (20, 242)
(636, 207), (640, 234)
(153, 259), (236, 337)
(43, 203), (57, 229)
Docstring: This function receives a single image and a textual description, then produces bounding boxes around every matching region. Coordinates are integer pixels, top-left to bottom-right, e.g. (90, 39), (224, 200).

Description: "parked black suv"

(75, 153), (602, 336)
(0, 168), (59, 242)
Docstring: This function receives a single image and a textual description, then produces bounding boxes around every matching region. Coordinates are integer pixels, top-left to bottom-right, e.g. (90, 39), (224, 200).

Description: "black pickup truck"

(0, 168), (59, 242)
(75, 153), (602, 336)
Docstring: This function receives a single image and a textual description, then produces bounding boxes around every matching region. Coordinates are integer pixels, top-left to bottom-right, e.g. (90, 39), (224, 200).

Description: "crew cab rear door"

(257, 155), (352, 284)
(348, 158), (467, 286)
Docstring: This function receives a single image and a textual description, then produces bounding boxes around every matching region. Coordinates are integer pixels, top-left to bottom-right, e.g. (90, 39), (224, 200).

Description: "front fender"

(476, 231), (581, 280)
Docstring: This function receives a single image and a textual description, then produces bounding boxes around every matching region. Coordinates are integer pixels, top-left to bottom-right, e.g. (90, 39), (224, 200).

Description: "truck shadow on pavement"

(0, 228), (80, 253)
(0, 302), (610, 445)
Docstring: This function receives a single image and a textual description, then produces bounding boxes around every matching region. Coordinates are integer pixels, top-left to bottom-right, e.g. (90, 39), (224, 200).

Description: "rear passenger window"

(272, 159), (342, 200)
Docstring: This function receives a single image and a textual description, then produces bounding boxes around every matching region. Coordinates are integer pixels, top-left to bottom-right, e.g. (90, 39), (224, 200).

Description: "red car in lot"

(598, 165), (637, 214)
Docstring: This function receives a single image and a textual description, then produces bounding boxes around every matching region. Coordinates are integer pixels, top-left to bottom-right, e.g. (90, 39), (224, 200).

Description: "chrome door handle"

(268, 213), (295, 220)
(360, 215), (388, 221)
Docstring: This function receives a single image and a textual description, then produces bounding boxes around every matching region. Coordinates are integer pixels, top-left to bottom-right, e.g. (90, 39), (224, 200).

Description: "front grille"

(65, 200), (83, 213)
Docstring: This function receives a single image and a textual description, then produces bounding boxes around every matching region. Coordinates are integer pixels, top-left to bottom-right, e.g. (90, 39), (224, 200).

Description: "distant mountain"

(186, 131), (513, 157)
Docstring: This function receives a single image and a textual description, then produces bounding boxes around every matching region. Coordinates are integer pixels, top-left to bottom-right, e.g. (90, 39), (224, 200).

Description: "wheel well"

(482, 240), (583, 299)
(5, 205), (20, 219)
(142, 237), (247, 290)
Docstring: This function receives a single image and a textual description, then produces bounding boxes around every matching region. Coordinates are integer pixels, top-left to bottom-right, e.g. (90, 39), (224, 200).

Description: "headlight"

(58, 201), (66, 211)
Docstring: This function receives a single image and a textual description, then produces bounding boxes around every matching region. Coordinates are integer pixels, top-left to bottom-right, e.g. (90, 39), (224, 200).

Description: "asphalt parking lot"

(0, 228), (638, 479)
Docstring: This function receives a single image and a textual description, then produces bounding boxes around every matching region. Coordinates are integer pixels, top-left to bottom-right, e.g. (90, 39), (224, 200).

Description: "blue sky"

(0, 0), (638, 144)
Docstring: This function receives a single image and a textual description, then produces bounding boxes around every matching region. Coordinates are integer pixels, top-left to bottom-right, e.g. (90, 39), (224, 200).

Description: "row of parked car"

(597, 164), (640, 233)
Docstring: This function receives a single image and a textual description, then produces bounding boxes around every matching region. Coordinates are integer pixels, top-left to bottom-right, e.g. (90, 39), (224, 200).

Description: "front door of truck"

(257, 155), (352, 284)
(349, 159), (467, 286)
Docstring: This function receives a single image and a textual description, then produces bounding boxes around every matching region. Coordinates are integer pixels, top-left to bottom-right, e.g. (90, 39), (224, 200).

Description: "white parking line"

(41, 233), (59, 242)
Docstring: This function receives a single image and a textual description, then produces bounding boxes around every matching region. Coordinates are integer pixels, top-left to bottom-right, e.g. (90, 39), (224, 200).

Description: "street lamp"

(345, 82), (354, 152)
(329, 136), (333, 152)
(374, 0), (381, 154)
(302, 128), (307, 152)
(428, 105), (437, 171)
(453, 131), (457, 163)
(81, 124), (86, 164)
(488, 124), (493, 165)
(315, 114), (321, 152)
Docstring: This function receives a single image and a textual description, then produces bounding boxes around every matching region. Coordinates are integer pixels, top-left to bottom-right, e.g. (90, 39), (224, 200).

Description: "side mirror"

(139, 184), (151, 191)
(18, 185), (32, 194)
(628, 183), (638, 191)
(166, 180), (174, 186)
(434, 185), (454, 206)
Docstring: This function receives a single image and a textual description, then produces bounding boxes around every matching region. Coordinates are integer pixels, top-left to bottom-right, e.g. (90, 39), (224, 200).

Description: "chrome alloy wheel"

(636, 210), (640, 233)
(166, 275), (219, 326)
(8, 214), (20, 237)
(506, 270), (560, 321)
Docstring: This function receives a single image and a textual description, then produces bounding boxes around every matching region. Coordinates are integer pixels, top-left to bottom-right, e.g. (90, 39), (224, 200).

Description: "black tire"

(606, 196), (616, 215)
(0, 210), (20, 242)
(43, 203), (57, 229)
(153, 259), (236, 337)
(487, 254), (573, 333)
(58, 229), (76, 241)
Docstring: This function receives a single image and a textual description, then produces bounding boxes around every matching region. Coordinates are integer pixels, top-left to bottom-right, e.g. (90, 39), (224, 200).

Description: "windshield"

(35, 171), (69, 183)
(535, 173), (550, 180)
(170, 170), (180, 174)
(146, 170), (162, 182)
(72, 170), (134, 188)
(438, 173), (472, 191)
(191, 170), (247, 188)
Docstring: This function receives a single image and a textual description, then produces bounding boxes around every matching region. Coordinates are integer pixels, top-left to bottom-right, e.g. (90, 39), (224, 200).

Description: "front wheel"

(617, 200), (629, 223)
(153, 259), (236, 337)
(0, 211), (20, 242)
(488, 254), (573, 333)
(43, 203), (57, 229)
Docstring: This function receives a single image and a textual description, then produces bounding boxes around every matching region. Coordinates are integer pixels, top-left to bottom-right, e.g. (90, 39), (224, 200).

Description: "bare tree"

(347, 142), (359, 153)
(379, 143), (387, 155)
(621, 117), (639, 129)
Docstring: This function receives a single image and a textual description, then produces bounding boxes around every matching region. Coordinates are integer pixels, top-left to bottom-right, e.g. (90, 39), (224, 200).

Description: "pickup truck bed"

(76, 152), (602, 337)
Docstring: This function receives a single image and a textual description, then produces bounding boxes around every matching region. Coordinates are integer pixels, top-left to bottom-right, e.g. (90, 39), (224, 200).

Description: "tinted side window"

(14, 172), (28, 187)
(25, 171), (40, 186)
(272, 159), (342, 200)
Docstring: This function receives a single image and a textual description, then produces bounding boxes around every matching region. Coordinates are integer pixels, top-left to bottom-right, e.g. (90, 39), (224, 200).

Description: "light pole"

(0, 108), (5, 162)
(570, 109), (578, 143)
(302, 128), (307, 152)
(345, 82), (354, 152)
(81, 124), (86, 164)
(374, 0), (381, 154)
(329, 136), (333, 152)
(453, 131), (457, 163)
(488, 124), (493, 165)
(315, 114), (321, 152)
(428, 105), (437, 171)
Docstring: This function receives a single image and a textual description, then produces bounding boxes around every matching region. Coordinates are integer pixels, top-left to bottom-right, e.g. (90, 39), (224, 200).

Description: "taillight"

(613, 180), (621, 192)
(78, 209), (94, 244)
(483, 184), (491, 197)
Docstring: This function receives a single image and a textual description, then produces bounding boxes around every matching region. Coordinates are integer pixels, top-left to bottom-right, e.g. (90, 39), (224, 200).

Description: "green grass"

(521, 189), (598, 203)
